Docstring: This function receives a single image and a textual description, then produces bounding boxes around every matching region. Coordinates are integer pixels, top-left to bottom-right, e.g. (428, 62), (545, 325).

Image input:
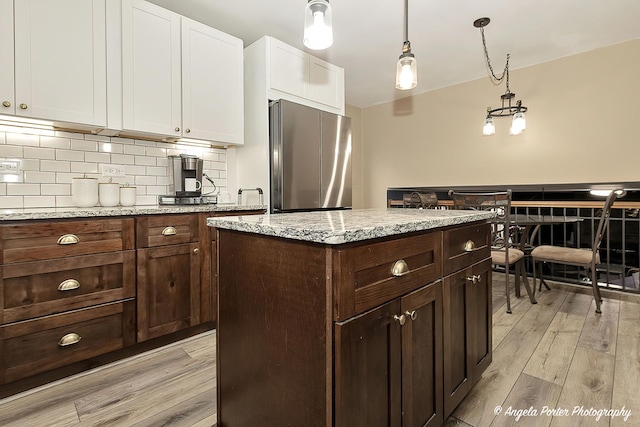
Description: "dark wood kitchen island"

(208, 208), (494, 427)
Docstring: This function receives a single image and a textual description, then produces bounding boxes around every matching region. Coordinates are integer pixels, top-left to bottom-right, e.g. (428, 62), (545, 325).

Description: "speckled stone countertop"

(0, 204), (266, 221)
(207, 208), (494, 244)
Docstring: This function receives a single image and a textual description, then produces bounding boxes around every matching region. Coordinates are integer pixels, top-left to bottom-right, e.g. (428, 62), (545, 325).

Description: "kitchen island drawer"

(136, 214), (199, 248)
(0, 300), (135, 385)
(443, 223), (491, 276)
(2, 251), (135, 324)
(0, 218), (135, 264)
(333, 231), (441, 320)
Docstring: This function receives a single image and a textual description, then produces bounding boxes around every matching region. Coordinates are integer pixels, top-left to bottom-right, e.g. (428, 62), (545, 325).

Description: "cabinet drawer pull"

(58, 279), (80, 291)
(391, 259), (410, 277)
(58, 333), (81, 347)
(467, 275), (481, 284)
(162, 226), (177, 236)
(393, 314), (406, 326)
(57, 234), (79, 245)
(405, 310), (417, 320)
(464, 240), (476, 252)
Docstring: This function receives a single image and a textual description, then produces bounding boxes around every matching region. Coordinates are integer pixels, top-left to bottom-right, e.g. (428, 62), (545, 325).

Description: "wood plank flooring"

(1, 273), (639, 426)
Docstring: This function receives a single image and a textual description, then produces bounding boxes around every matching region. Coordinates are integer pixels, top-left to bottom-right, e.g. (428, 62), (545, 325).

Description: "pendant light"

(474, 17), (528, 136)
(395, 0), (417, 90)
(303, 0), (333, 50)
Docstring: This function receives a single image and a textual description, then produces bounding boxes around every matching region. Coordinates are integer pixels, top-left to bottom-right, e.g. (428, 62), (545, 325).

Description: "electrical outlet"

(100, 164), (126, 177)
(0, 159), (21, 173)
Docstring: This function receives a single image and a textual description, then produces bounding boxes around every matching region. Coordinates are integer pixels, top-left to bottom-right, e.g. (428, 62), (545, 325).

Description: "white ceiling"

(147, 0), (640, 108)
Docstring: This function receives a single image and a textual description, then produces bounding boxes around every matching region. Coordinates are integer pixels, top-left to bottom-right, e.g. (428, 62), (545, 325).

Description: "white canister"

(72, 176), (98, 207)
(119, 185), (137, 206)
(99, 181), (120, 207)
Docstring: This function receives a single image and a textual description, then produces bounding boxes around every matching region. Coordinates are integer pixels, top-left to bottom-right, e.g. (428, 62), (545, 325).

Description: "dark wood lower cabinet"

(443, 258), (492, 418)
(335, 282), (443, 427)
(136, 243), (200, 342)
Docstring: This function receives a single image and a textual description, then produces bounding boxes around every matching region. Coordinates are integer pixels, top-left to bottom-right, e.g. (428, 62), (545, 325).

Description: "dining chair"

(531, 189), (622, 313)
(448, 189), (526, 313)
(403, 191), (438, 209)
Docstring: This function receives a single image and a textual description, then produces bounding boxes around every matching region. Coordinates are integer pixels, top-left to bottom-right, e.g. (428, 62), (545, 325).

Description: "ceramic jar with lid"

(72, 175), (98, 207)
(119, 184), (137, 206)
(99, 179), (120, 207)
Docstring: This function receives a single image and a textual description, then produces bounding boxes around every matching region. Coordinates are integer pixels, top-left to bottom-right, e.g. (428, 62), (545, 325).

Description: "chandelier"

(474, 17), (528, 136)
(395, 0), (417, 90)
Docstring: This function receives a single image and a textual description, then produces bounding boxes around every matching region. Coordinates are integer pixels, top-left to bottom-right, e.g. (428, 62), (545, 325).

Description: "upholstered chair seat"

(531, 246), (599, 266)
(491, 248), (525, 265)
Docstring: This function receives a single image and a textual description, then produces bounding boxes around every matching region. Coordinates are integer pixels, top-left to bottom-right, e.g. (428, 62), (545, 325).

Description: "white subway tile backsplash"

(8, 183), (40, 196)
(112, 153), (135, 165)
(0, 145), (24, 157)
(56, 149), (85, 162)
(0, 196), (24, 208)
(124, 144), (145, 155)
(134, 155), (156, 166)
(41, 183), (71, 196)
(24, 146), (55, 160)
(2, 127), (227, 208)
(41, 160), (71, 173)
(23, 196), (56, 208)
(70, 162), (99, 174)
(40, 136), (71, 149)
(71, 139), (98, 152)
(6, 133), (39, 147)
(85, 152), (111, 163)
(24, 171), (56, 183)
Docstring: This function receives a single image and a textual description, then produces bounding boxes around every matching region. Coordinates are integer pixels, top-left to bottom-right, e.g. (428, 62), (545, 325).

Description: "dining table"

(492, 213), (583, 303)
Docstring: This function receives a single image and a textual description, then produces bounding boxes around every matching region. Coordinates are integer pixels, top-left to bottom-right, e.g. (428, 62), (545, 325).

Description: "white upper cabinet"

(121, 0), (181, 137)
(9, 0), (107, 127)
(0, 0), (14, 115)
(266, 37), (344, 114)
(120, 0), (244, 145)
(182, 18), (243, 145)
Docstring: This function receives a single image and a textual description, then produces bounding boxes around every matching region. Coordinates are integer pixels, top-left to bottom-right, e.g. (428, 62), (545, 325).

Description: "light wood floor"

(1, 273), (639, 427)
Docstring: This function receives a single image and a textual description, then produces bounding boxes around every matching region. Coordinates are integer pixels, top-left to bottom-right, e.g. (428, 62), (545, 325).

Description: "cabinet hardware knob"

(393, 314), (406, 326)
(193, 247), (199, 254)
(2, 101), (10, 108)
(58, 279), (80, 291)
(58, 333), (81, 347)
(391, 259), (410, 277)
(57, 234), (79, 245)
(405, 310), (417, 320)
(162, 226), (177, 236)
(175, 126), (180, 132)
(464, 240), (476, 252)
(185, 128), (190, 133)
(19, 103), (28, 110)
(466, 274), (481, 284)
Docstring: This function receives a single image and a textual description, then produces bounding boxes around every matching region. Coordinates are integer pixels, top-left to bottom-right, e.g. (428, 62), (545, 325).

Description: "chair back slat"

(592, 190), (622, 256)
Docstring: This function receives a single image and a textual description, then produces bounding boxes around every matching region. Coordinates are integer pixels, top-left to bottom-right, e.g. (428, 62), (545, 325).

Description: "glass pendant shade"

(303, 0), (333, 50)
(396, 53), (417, 90)
(483, 116), (496, 136)
(509, 111), (526, 135)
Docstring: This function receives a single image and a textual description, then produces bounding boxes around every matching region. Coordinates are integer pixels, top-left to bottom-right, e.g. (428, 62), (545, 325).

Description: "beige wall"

(354, 39), (640, 208)
(346, 104), (364, 209)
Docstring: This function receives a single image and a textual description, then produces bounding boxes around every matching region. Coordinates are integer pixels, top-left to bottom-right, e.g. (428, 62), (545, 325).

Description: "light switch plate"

(100, 163), (126, 177)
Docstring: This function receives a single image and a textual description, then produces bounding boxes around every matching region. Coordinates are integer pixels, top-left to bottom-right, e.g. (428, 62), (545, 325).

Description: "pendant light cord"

(480, 26), (510, 92)
(403, 0), (409, 42)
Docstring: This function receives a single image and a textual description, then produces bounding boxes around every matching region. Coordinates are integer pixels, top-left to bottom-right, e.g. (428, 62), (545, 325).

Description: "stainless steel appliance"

(269, 99), (352, 213)
(159, 154), (217, 205)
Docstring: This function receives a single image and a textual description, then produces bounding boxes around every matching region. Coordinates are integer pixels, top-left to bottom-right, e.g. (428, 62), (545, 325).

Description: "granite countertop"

(207, 208), (494, 244)
(0, 204), (266, 221)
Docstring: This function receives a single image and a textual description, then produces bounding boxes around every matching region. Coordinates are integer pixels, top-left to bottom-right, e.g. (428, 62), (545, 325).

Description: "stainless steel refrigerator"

(269, 99), (352, 213)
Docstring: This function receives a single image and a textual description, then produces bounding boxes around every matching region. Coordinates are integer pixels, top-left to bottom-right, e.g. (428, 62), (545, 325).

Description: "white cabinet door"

(182, 17), (243, 145)
(122, 0), (181, 137)
(0, 0), (14, 115)
(269, 39), (308, 99)
(309, 56), (344, 110)
(13, 0), (106, 126)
